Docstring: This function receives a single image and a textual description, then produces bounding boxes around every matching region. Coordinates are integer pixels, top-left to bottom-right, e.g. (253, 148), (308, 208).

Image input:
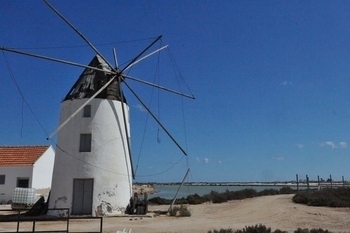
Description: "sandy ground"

(1, 194), (350, 233)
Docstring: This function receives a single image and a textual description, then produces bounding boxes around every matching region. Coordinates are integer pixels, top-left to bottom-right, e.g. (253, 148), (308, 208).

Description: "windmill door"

(72, 179), (93, 215)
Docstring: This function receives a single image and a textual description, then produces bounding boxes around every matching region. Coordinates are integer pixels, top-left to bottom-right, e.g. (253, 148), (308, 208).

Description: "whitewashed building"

(48, 55), (133, 217)
(0, 145), (55, 204)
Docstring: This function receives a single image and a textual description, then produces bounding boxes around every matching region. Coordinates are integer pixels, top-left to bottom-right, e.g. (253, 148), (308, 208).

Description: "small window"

(0, 175), (5, 185)
(80, 133), (92, 152)
(17, 178), (29, 188)
(83, 105), (91, 117)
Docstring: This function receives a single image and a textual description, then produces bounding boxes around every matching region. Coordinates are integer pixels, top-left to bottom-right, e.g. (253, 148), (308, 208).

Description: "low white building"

(0, 145), (55, 204)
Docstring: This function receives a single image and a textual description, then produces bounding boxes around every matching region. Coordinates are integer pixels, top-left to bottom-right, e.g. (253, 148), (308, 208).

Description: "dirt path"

(103, 194), (350, 233)
(1, 194), (350, 233)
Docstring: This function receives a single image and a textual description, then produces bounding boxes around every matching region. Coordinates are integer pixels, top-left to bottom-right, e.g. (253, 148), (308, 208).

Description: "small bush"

(292, 193), (309, 205)
(274, 230), (287, 233)
(178, 204), (191, 217)
(293, 187), (350, 207)
(310, 229), (331, 233)
(279, 186), (294, 194)
(294, 229), (331, 233)
(294, 229), (310, 233)
(208, 229), (234, 233)
(211, 191), (228, 204)
(209, 225), (329, 233)
(148, 196), (171, 205)
(238, 224), (271, 233)
(168, 204), (191, 217)
(168, 206), (178, 216)
(258, 189), (279, 196)
(187, 193), (207, 204)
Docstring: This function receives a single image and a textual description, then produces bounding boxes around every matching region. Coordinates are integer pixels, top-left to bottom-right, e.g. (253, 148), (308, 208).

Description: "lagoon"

(148, 183), (314, 199)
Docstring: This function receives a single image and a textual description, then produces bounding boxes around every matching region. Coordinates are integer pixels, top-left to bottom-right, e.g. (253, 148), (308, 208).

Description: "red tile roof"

(0, 146), (50, 167)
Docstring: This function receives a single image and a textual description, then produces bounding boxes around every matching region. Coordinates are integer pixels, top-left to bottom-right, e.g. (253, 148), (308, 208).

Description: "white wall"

(32, 146), (55, 189)
(0, 166), (32, 204)
(49, 99), (133, 216)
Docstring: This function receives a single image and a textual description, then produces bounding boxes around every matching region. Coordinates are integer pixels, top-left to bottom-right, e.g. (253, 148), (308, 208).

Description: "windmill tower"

(48, 55), (133, 216)
(1, 0), (194, 217)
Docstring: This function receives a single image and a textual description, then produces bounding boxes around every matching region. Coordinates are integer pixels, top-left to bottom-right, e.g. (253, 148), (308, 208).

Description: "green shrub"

(187, 193), (207, 204)
(294, 229), (331, 233)
(292, 193), (309, 205)
(310, 229), (331, 233)
(168, 204), (191, 217)
(178, 204), (191, 217)
(258, 189), (279, 196)
(168, 206), (178, 216)
(294, 229), (310, 233)
(210, 191), (228, 204)
(208, 229), (234, 233)
(209, 225), (329, 233)
(293, 187), (350, 207)
(238, 224), (271, 233)
(279, 186), (294, 194)
(273, 230), (287, 233)
(148, 196), (171, 205)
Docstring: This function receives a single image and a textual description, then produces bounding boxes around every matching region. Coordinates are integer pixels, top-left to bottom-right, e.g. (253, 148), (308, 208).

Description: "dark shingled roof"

(63, 55), (126, 102)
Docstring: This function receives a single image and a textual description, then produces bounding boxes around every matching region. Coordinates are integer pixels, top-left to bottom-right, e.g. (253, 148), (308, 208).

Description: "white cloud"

(195, 157), (212, 164)
(273, 156), (284, 161)
(218, 160), (222, 165)
(320, 141), (348, 149)
(134, 104), (147, 112)
(281, 81), (293, 86)
(297, 144), (304, 149)
(320, 141), (336, 149)
(339, 142), (347, 148)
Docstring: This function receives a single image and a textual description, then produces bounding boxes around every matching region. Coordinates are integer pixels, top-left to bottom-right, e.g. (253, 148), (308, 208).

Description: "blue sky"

(1, 1), (350, 183)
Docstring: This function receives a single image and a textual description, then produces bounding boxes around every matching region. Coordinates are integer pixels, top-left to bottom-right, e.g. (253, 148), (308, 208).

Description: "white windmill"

(1, 1), (194, 217)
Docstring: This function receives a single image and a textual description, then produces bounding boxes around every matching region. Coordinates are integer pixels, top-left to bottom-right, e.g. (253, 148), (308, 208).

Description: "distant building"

(0, 145), (55, 204)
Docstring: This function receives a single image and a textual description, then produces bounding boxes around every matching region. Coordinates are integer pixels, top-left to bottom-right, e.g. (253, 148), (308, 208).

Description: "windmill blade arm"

(123, 45), (169, 72)
(113, 48), (119, 68)
(47, 76), (117, 140)
(45, 0), (162, 75)
(120, 36), (162, 73)
(124, 75), (195, 99)
(43, 0), (117, 72)
(0, 46), (116, 75)
(123, 80), (187, 156)
(113, 49), (135, 179)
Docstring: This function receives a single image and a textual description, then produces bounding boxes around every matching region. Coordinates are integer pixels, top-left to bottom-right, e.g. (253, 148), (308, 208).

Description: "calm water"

(149, 184), (307, 199)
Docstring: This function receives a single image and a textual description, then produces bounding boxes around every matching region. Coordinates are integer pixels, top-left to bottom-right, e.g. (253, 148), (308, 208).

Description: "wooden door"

(72, 179), (93, 215)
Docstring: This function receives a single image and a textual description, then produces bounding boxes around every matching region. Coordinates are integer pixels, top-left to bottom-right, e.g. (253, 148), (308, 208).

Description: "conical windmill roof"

(63, 55), (125, 102)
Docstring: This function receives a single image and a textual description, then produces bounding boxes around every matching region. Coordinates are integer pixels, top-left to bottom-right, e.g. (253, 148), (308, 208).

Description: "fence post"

(342, 176), (345, 187)
(296, 174), (299, 193)
(67, 209), (70, 233)
(330, 174), (332, 189)
(306, 175), (309, 195)
(99, 217), (103, 233)
(16, 210), (20, 232)
(32, 220), (36, 232)
(317, 175), (320, 190)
